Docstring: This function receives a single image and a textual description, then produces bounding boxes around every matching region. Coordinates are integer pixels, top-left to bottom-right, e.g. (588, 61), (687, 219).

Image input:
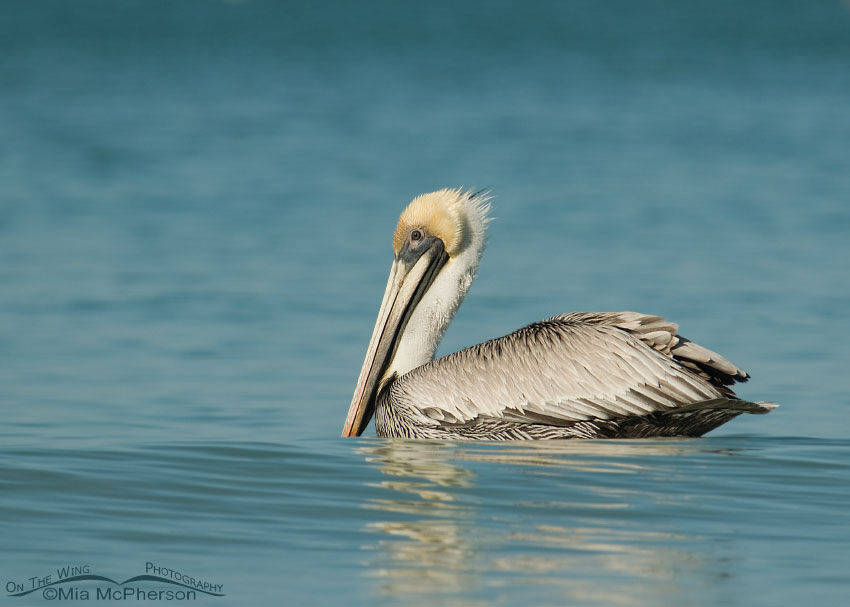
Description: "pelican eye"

(409, 228), (425, 243)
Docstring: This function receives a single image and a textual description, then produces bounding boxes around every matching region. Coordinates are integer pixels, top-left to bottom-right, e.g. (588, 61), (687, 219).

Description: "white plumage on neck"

(385, 190), (490, 379)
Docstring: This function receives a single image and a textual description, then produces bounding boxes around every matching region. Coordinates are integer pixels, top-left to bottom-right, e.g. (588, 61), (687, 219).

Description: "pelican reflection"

(357, 439), (733, 605)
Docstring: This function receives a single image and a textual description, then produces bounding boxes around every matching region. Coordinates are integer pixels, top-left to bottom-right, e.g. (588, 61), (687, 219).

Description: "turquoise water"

(2, 1), (849, 605)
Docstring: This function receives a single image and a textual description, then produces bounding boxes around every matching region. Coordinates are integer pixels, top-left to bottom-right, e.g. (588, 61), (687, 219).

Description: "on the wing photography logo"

(6, 562), (224, 601)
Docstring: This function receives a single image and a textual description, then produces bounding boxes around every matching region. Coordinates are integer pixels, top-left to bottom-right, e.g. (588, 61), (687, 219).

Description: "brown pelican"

(342, 188), (776, 439)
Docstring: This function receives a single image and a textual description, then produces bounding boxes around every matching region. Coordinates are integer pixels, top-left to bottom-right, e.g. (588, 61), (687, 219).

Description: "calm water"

(1, 1), (849, 605)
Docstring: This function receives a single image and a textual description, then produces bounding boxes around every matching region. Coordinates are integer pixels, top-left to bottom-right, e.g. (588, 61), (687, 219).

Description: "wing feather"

(391, 312), (748, 427)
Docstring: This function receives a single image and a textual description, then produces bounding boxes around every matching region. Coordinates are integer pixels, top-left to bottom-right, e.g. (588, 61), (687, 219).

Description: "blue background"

(1, 1), (849, 605)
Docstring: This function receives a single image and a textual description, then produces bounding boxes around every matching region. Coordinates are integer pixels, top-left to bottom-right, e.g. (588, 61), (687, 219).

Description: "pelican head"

(342, 188), (491, 437)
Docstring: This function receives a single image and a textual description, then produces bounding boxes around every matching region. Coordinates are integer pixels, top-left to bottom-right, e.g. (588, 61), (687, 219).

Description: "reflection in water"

(359, 441), (477, 596)
(357, 439), (732, 605)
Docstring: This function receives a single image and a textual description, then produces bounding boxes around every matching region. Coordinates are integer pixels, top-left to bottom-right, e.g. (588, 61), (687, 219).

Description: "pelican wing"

(391, 312), (750, 427)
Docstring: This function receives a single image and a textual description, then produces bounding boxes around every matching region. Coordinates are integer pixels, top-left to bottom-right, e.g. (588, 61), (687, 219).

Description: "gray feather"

(377, 312), (771, 439)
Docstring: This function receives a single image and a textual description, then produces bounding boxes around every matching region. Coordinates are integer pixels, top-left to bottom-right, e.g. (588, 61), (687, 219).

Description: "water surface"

(2, 0), (849, 605)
